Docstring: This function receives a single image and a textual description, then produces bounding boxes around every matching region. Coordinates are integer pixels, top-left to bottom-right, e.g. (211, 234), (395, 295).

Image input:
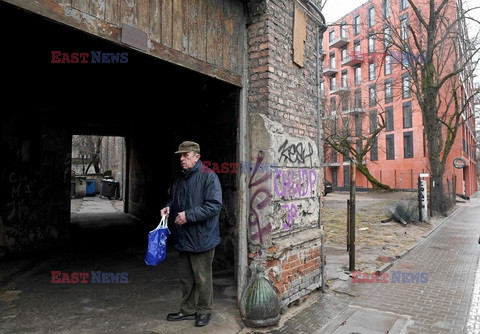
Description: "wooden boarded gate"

(3, 0), (245, 86)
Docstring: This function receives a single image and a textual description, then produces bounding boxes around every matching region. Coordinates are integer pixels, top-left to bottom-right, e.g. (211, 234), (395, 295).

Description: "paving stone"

(257, 196), (480, 334)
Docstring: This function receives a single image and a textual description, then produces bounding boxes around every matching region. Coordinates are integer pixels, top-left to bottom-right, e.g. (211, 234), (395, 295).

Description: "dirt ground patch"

(323, 190), (457, 272)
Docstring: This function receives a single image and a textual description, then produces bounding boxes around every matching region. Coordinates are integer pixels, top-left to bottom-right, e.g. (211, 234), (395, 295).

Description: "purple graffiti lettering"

(248, 152), (272, 244)
(281, 203), (298, 230)
(274, 168), (318, 199)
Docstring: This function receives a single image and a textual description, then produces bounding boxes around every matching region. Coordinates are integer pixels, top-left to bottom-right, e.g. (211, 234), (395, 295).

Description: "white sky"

(321, 0), (368, 24)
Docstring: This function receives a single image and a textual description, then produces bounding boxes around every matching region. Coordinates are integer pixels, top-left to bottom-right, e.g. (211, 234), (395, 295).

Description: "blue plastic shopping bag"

(144, 215), (170, 266)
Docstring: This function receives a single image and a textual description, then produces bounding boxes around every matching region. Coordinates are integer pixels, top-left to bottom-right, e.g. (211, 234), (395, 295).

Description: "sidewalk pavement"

(1, 195), (479, 333)
(245, 193), (480, 334)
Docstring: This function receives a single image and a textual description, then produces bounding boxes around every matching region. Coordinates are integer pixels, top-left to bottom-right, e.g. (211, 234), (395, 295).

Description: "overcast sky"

(321, 0), (367, 23)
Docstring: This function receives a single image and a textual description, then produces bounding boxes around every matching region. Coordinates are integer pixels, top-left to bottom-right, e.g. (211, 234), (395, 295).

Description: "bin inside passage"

(101, 179), (119, 199)
(86, 179), (96, 196)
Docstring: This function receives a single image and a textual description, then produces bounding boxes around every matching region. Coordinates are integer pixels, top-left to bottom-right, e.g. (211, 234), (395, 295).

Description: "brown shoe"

(166, 312), (196, 321)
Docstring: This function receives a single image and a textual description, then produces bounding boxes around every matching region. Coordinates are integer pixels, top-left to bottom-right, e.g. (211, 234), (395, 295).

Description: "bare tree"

(72, 135), (103, 174)
(323, 86), (391, 190)
(377, 0), (480, 213)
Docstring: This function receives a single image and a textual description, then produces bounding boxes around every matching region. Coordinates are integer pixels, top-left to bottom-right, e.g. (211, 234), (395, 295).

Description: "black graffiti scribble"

(248, 151), (272, 244)
(278, 140), (314, 166)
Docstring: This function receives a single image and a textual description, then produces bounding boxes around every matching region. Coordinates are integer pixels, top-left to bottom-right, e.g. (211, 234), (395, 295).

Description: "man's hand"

(160, 207), (170, 218)
(174, 211), (187, 225)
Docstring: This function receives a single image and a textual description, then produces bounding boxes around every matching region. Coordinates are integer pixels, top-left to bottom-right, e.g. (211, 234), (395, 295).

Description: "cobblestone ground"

(249, 195), (480, 334)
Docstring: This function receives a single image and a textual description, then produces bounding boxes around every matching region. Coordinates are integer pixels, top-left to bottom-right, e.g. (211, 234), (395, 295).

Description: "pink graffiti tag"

(248, 152), (272, 244)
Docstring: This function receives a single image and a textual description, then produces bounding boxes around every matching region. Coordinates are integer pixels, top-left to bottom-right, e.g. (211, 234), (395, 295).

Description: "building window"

(355, 115), (363, 136)
(383, 0), (391, 18)
(354, 88), (362, 108)
(356, 139), (363, 155)
(341, 70), (348, 88)
(353, 15), (360, 35)
(384, 54), (392, 75)
(386, 134), (395, 160)
(369, 110), (377, 133)
(368, 33), (375, 54)
(341, 94), (349, 112)
(385, 79), (393, 103)
(330, 52), (336, 68)
(369, 84), (376, 107)
(368, 6), (375, 28)
(330, 76), (336, 90)
(341, 47), (347, 61)
(329, 29), (335, 43)
(403, 131), (413, 158)
(341, 22), (347, 38)
(385, 106), (394, 131)
(332, 149), (337, 163)
(371, 138), (378, 161)
(403, 101), (412, 128)
(400, 0), (408, 11)
(353, 40), (361, 58)
(402, 73), (411, 98)
(384, 26), (392, 48)
(330, 96), (337, 112)
(400, 15), (409, 41)
(369, 62), (376, 81)
(354, 66), (362, 85)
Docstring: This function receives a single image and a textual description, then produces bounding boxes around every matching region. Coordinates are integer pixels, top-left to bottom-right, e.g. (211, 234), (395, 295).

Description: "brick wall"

(246, 0), (325, 308)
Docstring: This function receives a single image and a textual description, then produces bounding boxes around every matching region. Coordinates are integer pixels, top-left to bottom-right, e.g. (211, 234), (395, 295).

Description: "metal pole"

(418, 176), (422, 222)
(349, 161), (356, 272)
(347, 199), (350, 252)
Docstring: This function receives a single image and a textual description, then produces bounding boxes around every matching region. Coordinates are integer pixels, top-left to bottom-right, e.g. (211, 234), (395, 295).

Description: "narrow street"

(249, 193), (480, 334)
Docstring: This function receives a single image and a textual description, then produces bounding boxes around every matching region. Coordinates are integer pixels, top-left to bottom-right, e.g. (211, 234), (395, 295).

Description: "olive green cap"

(174, 141), (200, 154)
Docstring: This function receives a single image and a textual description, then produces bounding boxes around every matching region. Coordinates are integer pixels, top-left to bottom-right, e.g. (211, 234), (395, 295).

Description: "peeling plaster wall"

(248, 114), (323, 306)
(246, 0), (325, 307)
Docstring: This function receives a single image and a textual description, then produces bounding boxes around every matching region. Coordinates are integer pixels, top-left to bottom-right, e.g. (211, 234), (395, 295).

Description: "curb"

(375, 205), (463, 275)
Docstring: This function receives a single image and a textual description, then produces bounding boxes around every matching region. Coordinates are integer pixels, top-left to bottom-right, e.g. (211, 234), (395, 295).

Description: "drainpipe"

(304, 0), (327, 292)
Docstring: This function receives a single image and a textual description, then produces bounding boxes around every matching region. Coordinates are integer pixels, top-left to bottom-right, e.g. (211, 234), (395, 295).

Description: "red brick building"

(322, 0), (477, 196)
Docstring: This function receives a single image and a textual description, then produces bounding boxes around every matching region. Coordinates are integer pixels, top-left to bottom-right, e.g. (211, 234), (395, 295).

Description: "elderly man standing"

(161, 141), (222, 327)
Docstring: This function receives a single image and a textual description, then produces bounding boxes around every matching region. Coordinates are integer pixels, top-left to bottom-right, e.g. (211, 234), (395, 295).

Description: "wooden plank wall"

(22, 0), (245, 82)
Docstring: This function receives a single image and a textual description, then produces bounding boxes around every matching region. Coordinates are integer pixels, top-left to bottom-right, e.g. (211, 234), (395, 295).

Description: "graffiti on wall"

(281, 203), (298, 229)
(276, 140), (318, 231)
(5, 171), (32, 223)
(277, 139), (314, 166)
(248, 151), (272, 244)
(274, 168), (317, 199)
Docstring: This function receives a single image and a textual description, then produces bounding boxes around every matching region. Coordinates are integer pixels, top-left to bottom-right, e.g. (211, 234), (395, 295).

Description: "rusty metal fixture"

(240, 269), (281, 327)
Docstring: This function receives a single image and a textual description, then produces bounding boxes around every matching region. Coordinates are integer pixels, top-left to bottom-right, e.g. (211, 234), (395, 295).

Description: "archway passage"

(0, 3), (241, 332)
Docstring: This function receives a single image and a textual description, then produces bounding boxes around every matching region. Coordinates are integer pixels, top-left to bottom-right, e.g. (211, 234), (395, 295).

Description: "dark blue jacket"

(165, 160), (222, 252)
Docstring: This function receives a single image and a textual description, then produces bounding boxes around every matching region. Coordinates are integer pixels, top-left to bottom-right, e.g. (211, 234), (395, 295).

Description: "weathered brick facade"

(246, 0), (325, 307)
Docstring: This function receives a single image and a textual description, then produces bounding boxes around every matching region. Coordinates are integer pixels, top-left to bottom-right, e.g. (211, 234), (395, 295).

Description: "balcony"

(341, 53), (364, 66)
(324, 161), (342, 167)
(323, 67), (338, 76)
(330, 85), (349, 95)
(342, 107), (365, 114)
(329, 37), (350, 48)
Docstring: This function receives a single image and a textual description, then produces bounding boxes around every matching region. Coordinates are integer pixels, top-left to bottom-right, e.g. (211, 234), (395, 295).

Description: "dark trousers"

(178, 248), (215, 315)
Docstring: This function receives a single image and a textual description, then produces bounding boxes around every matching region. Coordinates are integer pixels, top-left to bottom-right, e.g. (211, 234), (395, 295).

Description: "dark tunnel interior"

(1, 2), (239, 271)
